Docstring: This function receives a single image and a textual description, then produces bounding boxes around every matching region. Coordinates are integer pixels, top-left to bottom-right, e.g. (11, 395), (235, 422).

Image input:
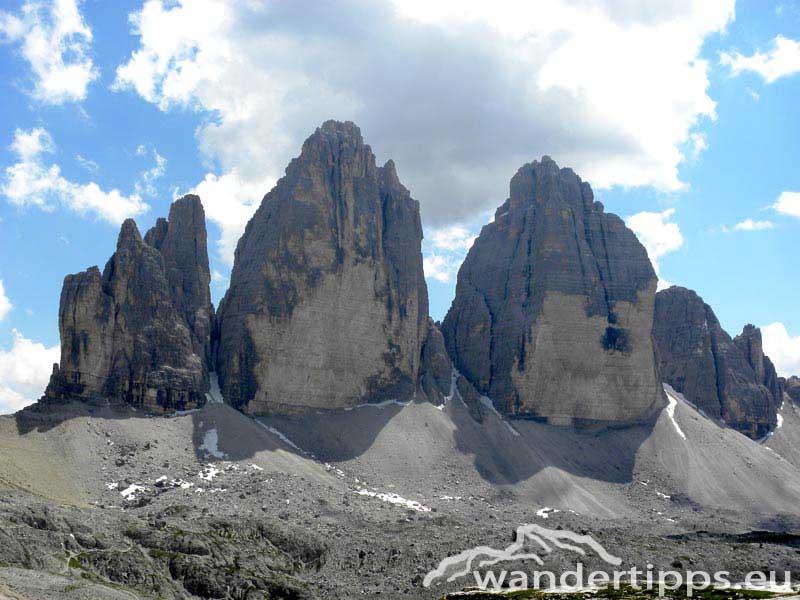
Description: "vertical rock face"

(784, 376), (800, 403)
(216, 121), (428, 414)
(653, 287), (778, 439)
(441, 157), (664, 427)
(44, 196), (213, 412)
(417, 319), (453, 405)
(143, 195), (216, 370)
(734, 324), (784, 406)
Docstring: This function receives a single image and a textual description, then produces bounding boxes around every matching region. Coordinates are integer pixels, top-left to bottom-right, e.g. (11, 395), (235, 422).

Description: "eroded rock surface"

(43, 196), (213, 412)
(653, 287), (779, 439)
(784, 376), (800, 403)
(417, 319), (453, 405)
(441, 156), (664, 427)
(734, 324), (784, 408)
(216, 121), (428, 413)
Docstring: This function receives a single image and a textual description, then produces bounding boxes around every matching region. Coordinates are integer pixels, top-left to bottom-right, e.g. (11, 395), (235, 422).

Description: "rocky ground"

(2, 387), (800, 599)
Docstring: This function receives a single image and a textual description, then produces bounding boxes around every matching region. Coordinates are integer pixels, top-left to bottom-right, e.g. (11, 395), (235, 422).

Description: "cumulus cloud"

(772, 191), (800, 218)
(423, 253), (461, 284)
(721, 218), (775, 233)
(762, 322), (800, 378)
(113, 0), (733, 261)
(0, 278), (11, 321)
(0, 329), (59, 413)
(189, 170), (270, 265)
(428, 226), (477, 253)
(421, 221), (483, 283)
(2, 127), (149, 224)
(721, 35), (800, 84)
(0, 0), (98, 104)
(625, 208), (684, 289)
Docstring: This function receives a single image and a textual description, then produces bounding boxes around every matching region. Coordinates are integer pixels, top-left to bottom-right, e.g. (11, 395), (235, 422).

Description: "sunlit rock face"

(44, 196), (214, 412)
(442, 156), (665, 428)
(654, 287), (779, 439)
(216, 121), (428, 414)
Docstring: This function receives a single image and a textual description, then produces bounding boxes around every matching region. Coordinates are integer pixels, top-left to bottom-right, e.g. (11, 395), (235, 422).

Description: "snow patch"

(777, 413), (784, 429)
(199, 428), (226, 459)
(656, 492), (671, 500)
(250, 464), (263, 471)
(324, 463), (346, 478)
(120, 484), (145, 501)
(343, 399), (410, 411)
(479, 395), (520, 437)
(255, 420), (303, 451)
(171, 479), (194, 489)
(205, 372), (224, 404)
(536, 507), (560, 519)
(105, 482), (119, 490)
(198, 464), (222, 481)
(662, 385), (687, 440)
(356, 488), (431, 512)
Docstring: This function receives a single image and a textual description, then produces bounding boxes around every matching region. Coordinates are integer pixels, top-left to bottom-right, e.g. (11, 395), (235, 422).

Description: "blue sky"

(1, 0), (799, 411)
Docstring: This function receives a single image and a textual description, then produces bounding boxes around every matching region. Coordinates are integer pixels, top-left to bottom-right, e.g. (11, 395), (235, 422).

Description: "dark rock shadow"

(189, 403), (286, 462)
(14, 392), (655, 489)
(448, 393), (657, 485)
(14, 400), (148, 435)
(250, 402), (405, 462)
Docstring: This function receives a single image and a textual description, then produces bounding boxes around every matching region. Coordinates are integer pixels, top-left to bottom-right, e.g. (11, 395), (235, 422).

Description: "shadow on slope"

(447, 394), (657, 485)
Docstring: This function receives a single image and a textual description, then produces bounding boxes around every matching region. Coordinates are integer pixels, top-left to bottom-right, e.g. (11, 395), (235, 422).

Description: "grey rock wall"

(441, 156), (665, 427)
(216, 121), (428, 414)
(653, 286), (778, 439)
(43, 196), (213, 412)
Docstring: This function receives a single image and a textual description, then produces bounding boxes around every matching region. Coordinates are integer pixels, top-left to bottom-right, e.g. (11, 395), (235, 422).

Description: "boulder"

(216, 121), (428, 413)
(43, 196), (213, 412)
(441, 156), (665, 427)
(653, 286), (778, 439)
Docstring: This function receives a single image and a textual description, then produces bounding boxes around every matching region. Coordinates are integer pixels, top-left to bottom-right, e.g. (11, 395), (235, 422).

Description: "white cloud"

(721, 218), (775, 233)
(0, 329), (59, 413)
(189, 170), (270, 265)
(0, 278), (11, 321)
(423, 253), (460, 284)
(772, 191), (800, 218)
(2, 127), (149, 224)
(428, 225), (477, 253)
(75, 153), (98, 173)
(11, 127), (54, 160)
(422, 221), (483, 283)
(134, 146), (166, 198)
(210, 269), (228, 287)
(0, 0), (98, 104)
(114, 0), (733, 258)
(721, 35), (800, 84)
(762, 322), (800, 378)
(688, 132), (708, 159)
(625, 208), (684, 290)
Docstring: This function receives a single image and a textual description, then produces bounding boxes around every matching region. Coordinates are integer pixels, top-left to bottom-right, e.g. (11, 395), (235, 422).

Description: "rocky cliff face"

(784, 376), (800, 403)
(216, 121), (428, 414)
(653, 287), (779, 439)
(734, 324), (784, 407)
(143, 195), (215, 370)
(417, 319), (453, 405)
(441, 156), (665, 427)
(43, 196), (213, 412)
